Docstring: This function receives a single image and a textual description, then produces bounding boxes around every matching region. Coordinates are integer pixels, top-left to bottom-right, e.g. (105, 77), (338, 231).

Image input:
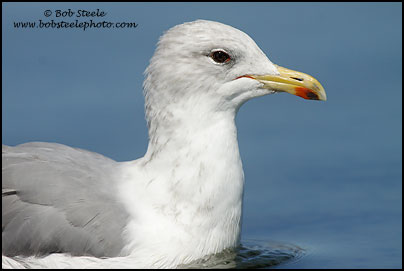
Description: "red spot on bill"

(295, 87), (319, 100)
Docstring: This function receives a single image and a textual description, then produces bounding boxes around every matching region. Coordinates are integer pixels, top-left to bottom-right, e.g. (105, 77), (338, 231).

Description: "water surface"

(181, 239), (305, 269)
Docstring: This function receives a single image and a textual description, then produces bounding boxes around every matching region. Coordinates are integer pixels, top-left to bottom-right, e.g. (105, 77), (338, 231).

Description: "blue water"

(2, 2), (402, 269)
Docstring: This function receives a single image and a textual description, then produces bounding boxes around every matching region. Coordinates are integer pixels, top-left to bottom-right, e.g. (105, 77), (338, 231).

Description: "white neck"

(118, 106), (245, 267)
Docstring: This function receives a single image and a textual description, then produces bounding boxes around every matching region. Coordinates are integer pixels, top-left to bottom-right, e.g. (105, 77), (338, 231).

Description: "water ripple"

(180, 239), (305, 269)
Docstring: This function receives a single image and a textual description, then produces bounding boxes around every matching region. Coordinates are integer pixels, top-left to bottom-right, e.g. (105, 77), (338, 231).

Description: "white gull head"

(144, 20), (279, 128)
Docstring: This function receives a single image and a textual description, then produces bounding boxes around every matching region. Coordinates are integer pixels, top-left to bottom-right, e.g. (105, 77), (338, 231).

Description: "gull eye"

(210, 50), (231, 64)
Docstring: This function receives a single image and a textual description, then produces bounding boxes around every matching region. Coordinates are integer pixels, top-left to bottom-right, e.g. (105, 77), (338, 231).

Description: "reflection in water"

(180, 239), (305, 269)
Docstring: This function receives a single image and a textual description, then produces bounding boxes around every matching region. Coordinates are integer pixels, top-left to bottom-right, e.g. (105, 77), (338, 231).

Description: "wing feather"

(2, 142), (130, 257)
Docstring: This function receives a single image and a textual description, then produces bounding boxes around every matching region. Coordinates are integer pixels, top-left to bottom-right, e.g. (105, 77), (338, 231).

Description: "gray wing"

(2, 142), (130, 257)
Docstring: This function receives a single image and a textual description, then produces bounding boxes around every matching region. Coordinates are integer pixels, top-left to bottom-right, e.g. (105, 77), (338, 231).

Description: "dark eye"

(210, 50), (231, 63)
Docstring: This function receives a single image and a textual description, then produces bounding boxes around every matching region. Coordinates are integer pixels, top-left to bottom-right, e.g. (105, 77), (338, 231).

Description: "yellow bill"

(247, 65), (327, 101)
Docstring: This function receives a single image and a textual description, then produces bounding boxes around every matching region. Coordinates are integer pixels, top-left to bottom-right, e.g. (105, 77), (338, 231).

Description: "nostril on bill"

(290, 77), (304, 82)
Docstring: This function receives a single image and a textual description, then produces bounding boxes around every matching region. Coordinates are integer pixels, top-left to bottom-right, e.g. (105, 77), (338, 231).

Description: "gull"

(2, 19), (326, 269)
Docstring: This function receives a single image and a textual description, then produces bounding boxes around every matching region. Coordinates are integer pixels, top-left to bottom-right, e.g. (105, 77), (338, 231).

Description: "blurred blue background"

(2, 2), (402, 269)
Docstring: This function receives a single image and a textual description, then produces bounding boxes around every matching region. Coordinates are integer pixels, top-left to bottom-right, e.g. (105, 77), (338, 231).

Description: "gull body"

(2, 20), (325, 268)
